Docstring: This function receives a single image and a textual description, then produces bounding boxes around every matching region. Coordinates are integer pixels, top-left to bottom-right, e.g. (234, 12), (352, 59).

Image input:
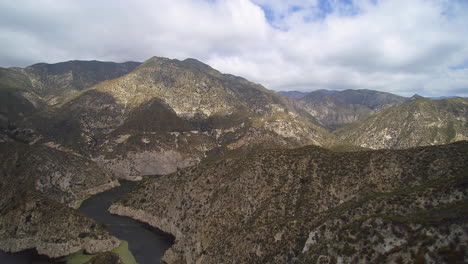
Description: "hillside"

(336, 97), (468, 149)
(0, 60), (141, 106)
(1, 56), (467, 263)
(298, 89), (406, 130)
(109, 141), (468, 264)
(20, 56), (336, 178)
(0, 87), (44, 129)
(0, 142), (120, 257)
(0, 60), (141, 131)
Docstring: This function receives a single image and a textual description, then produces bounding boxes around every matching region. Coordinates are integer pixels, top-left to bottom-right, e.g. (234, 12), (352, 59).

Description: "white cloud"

(0, 0), (467, 97)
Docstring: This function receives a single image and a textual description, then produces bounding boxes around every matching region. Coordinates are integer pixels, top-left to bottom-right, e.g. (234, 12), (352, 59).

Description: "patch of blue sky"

(449, 60), (468, 70)
(303, 0), (362, 23)
(257, 0), (368, 26)
(441, 0), (468, 20)
(260, 4), (275, 23)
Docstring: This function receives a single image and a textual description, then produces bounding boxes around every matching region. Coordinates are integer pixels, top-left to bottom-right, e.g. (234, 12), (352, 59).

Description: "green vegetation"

(113, 240), (137, 264)
(65, 240), (137, 264)
(65, 250), (95, 264)
(73, 195), (91, 209)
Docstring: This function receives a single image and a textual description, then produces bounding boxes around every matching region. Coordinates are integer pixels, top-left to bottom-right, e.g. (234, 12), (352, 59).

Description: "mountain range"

(292, 89), (407, 130)
(0, 57), (467, 264)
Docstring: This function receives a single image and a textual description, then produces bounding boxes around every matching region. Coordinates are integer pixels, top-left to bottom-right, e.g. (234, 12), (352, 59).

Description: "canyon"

(0, 57), (467, 263)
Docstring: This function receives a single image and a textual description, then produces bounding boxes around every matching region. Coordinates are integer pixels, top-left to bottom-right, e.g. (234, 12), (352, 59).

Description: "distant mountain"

(277, 91), (310, 99)
(110, 141), (468, 263)
(337, 97), (468, 149)
(314, 89), (338, 95)
(0, 60), (141, 105)
(298, 89), (406, 130)
(430, 95), (468, 100)
(277, 89), (338, 99)
(0, 60), (141, 131)
(17, 56), (335, 178)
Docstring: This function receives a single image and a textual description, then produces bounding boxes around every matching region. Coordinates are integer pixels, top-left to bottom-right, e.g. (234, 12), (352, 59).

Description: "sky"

(1, 0), (467, 97)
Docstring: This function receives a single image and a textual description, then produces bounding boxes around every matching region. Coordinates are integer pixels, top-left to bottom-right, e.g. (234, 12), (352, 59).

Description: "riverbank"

(1, 179), (174, 264)
(77, 180), (174, 264)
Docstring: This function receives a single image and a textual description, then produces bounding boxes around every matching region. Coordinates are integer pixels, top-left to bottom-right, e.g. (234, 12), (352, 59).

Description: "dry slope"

(110, 141), (467, 263)
(0, 142), (120, 257)
(23, 56), (335, 179)
(337, 97), (468, 149)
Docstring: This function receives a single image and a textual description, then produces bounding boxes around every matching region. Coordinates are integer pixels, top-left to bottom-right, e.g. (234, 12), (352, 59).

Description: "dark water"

(78, 180), (174, 264)
(0, 249), (58, 264)
(0, 180), (174, 264)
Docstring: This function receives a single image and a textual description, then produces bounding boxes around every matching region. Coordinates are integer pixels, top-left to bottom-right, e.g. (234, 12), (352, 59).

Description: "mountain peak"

(409, 94), (426, 101)
(140, 56), (173, 66)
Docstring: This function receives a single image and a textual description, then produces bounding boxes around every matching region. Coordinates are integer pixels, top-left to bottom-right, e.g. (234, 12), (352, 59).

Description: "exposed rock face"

(298, 89), (406, 130)
(337, 97), (468, 149)
(0, 142), (120, 257)
(0, 142), (118, 206)
(94, 136), (215, 179)
(109, 141), (468, 263)
(0, 194), (120, 258)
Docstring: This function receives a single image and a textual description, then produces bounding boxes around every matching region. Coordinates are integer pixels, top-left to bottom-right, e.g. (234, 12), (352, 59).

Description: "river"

(0, 180), (174, 264)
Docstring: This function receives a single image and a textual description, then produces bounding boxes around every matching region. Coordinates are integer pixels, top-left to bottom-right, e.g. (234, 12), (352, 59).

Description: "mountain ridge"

(1, 56), (467, 263)
(110, 141), (468, 263)
(14, 56), (336, 178)
(296, 89), (406, 130)
(336, 97), (468, 149)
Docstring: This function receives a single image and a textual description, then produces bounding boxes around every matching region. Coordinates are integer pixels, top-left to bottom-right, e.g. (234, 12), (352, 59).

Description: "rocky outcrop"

(0, 142), (120, 257)
(93, 128), (219, 180)
(0, 142), (117, 206)
(337, 97), (468, 149)
(110, 141), (467, 263)
(0, 193), (120, 258)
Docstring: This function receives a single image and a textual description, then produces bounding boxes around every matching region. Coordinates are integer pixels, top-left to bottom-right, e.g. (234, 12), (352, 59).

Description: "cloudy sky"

(1, 0), (467, 97)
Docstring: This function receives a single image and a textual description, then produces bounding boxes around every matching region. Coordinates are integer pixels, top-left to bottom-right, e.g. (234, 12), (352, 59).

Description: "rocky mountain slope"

(0, 142), (120, 257)
(0, 87), (44, 129)
(297, 89), (406, 130)
(337, 97), (468, 149)
(0, 60), (141, 133)
(21, 56), (335, 179)
(0, 60), (141, 106)
(109, 141), (468, 263)
(1, 56), (467, 264)
(298, 170), (467, 264)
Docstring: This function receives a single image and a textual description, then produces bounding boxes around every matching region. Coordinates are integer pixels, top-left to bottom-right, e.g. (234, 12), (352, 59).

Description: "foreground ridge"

(111, 141), (468, 263)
